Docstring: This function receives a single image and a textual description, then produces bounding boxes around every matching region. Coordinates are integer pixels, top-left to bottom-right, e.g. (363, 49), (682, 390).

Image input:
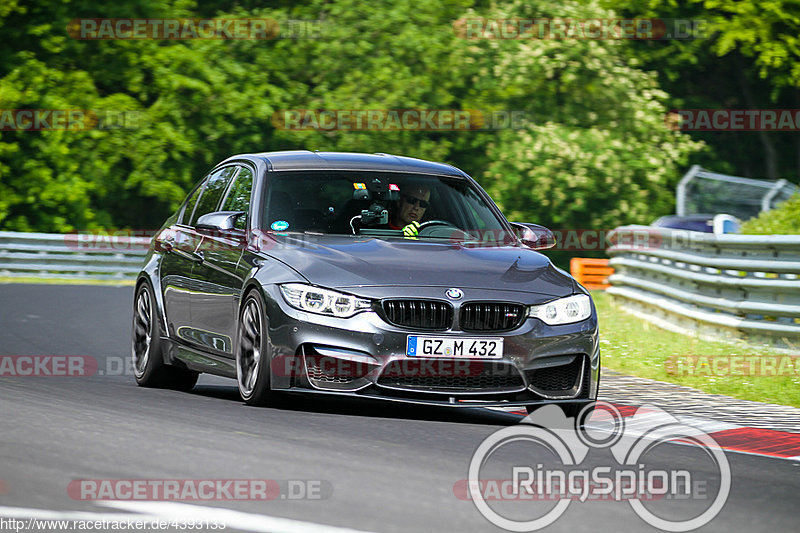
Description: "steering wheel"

(418, 220), (471, 239)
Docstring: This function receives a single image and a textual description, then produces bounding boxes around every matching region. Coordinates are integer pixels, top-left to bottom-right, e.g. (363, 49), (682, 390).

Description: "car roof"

(224, 150), (468, 177)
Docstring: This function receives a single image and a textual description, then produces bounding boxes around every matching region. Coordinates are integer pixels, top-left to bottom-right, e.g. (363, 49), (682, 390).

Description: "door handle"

(188, 250), (205, 263)
(155, 239), (174, 253)
(155, 230), (176, 253)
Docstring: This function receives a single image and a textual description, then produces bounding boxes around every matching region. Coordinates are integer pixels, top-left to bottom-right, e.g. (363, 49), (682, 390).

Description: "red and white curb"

(498, 404), (800, 461)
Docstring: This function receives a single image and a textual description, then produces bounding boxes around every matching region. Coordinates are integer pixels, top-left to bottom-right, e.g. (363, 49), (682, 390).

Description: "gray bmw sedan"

(132, 151), (599, 416)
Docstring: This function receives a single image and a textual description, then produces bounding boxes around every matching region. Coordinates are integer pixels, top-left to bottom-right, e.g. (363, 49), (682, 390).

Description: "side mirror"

(196, 211), (246, 233)
(510, 222), (556, 250)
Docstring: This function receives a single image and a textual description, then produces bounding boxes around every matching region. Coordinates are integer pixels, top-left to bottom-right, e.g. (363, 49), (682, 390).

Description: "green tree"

(740, 193), (800, 234)
(605, 0), (800, 183)
(0, 0), (701, 235)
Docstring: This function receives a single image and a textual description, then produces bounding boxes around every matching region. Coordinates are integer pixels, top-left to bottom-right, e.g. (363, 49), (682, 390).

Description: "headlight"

(528, 294), (592, 325)
(279, 283), (373, 318)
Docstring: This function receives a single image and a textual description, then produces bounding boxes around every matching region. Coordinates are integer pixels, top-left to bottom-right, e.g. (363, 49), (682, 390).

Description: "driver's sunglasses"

(402, 194), (429, 209)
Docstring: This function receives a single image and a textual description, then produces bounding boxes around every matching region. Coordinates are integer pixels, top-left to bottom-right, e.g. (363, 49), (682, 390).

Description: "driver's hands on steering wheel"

(402, 221), (420, 238)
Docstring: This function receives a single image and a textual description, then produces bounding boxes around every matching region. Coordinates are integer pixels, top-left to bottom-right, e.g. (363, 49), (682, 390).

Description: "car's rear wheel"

(132, 281), (198, 391)
(236, 290), (277, 406)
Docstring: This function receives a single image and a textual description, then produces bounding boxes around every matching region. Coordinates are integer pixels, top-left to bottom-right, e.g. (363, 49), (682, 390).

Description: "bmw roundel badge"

(445, 288), (464, 300)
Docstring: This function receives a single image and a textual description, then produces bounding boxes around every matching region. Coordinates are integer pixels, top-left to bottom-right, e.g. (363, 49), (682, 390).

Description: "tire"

(131, 281), (199, 391)
(236, 289), (277, 406)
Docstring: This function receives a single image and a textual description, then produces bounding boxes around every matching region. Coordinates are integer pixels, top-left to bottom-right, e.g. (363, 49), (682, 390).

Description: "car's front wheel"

(236, 289), (277, 406)
(131, 281), (198, 391)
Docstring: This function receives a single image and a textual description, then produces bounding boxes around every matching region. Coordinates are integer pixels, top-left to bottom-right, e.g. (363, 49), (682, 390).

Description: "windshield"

(262, 171), (513, 242)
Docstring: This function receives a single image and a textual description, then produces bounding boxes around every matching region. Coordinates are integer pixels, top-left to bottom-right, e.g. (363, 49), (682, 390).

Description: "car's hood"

(261, 234), (575, 297)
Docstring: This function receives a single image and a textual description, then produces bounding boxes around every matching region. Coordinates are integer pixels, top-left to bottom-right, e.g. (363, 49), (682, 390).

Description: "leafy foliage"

(0, 0), (715, 233)
(739, 193), (800, 234)
(605, 0), (800, 183)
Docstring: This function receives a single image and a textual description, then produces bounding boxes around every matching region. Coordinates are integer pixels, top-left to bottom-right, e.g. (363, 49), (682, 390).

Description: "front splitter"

(279, 386), (592, 409)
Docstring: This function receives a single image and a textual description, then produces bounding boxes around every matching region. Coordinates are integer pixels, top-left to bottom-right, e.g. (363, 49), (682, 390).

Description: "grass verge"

(594, 291), (800, 408)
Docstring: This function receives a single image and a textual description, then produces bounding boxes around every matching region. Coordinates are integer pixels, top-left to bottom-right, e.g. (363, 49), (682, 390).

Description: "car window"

(441, 179), (497, 230)
(189, 166), (238, 226)
(221, 166), (254, 230)
(178, 181), (205, 226)
(263, 171), (509, 240)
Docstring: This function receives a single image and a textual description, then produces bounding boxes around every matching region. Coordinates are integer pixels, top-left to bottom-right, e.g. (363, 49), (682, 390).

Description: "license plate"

(406, 336), (503, 359)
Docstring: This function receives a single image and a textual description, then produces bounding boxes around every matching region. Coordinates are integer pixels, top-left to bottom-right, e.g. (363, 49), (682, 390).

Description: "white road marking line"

(627, 410), (738, 436)
(101, 501), (377, 533)
(673, 414), (741, 434)
(0, 502), (378, 533)
(0, 506), (161, 521)
(584, 409), (740, 437)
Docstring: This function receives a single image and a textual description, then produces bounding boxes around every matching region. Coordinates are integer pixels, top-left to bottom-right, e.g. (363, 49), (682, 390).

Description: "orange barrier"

(570, 258), (614, 290)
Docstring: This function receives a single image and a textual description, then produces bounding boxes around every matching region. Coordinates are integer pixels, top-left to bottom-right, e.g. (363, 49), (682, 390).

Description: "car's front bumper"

(263, 285), (600, 406)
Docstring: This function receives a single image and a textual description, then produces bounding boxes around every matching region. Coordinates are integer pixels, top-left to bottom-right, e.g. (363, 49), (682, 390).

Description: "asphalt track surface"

(1, 284), (798, 532)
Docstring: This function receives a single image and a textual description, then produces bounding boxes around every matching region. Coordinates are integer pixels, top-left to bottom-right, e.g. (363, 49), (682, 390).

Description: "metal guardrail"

(0, 231), (150, 280)
(607, 225), (800, 348)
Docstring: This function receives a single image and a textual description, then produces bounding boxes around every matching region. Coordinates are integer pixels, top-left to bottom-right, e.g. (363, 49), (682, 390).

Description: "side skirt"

(162, 337), (237, 379)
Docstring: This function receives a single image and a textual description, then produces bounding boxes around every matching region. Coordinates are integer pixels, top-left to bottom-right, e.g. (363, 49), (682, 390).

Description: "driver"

(389, 185), (430, 237)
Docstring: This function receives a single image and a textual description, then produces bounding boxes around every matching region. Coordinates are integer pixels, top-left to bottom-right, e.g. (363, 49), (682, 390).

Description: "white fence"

(607, 225), (800, 348)
(0, 231), (150, 280)
(676, 165), (797, 220)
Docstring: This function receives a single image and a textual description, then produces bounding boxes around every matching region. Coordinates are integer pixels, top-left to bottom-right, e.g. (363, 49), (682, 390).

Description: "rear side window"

(189, 166), (238, 226)
(221, 166), (254, 230)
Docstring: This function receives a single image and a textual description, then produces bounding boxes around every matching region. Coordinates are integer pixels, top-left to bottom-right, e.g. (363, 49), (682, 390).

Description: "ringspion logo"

(464, 403), (730, 531)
